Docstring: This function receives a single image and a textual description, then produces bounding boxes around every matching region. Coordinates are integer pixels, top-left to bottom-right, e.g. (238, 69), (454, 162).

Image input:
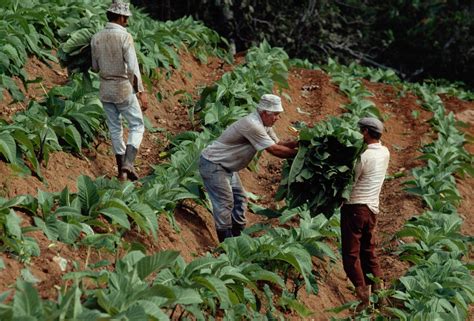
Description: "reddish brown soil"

(0, 55), (67, 120)
(0, 54), (473, 320)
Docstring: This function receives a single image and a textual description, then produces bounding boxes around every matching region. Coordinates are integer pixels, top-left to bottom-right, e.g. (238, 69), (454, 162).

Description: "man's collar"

(253, 111), (267, 127)
(367, 142), (383, 148)
(105, 22), (127, 31)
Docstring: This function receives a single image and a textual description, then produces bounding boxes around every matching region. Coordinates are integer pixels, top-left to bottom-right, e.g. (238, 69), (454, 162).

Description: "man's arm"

(123, 34), (148, 110)
(353, 159), (363, 183)
(277, 140), (298, 149)
(265, 144), (297, 158)
(91, 38), (99, 72)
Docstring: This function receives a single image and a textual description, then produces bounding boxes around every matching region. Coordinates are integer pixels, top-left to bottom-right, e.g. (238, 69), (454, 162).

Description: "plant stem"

(84, 246), (91, 269)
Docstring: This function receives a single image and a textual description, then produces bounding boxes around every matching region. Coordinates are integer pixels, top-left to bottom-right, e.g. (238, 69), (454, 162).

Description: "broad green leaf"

(171, 287), (203, 305)
(77, 175), (99, 214)
(6, 211), (22, 238)
(248, 270), (284, 287)
(57, 285), (83, 320)
(136, 300), (169, 321)
(193, 276), (231, 309)
(0, 132), (17, 164)
(12, 281), (43, 318)
(65, 125), (82, 152)
(33, 216), (59, 241)
(136, 251), (180, 280)
(56, 220), (82, 244)
(100, 207), (130, 230)
(183, 257), (222, 279)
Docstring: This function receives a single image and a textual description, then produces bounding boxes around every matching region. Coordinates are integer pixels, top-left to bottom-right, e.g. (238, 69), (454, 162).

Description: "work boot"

(216, 229), (233, 242)
(372, 281), (387, 307)
(115, 154), (125, 178)
(121, 145), (139, 181)
(231, 222), (246, 237)
(355, 286), (370, 312)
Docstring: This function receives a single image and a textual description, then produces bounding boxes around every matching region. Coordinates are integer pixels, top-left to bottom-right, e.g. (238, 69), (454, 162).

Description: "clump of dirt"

(0, 52), (473, 321)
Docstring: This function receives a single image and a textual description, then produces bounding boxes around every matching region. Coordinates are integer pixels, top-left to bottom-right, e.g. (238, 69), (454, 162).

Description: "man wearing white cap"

(341, 117), (390, 311)
(199, 94), (298, 242)
(91, 1), (148, 181)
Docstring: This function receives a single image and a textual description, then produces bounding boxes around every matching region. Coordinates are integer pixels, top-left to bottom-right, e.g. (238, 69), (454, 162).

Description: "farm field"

(0, 1), (473, 320)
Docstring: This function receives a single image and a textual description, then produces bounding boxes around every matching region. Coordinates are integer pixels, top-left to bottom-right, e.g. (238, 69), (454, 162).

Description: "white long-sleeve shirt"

(346, 142), (390, 214)
(91, 22), (144, 103)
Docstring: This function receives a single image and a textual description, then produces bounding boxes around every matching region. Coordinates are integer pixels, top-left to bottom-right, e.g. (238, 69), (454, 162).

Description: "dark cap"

(358, 117), (384, 134)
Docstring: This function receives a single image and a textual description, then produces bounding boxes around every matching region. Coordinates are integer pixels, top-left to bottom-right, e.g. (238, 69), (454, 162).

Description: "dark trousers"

(341, 204), (381, 287)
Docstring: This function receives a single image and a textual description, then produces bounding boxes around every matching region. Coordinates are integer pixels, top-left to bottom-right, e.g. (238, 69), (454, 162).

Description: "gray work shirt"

(91, 22), (144, 103)
(201, 112), (279, 172)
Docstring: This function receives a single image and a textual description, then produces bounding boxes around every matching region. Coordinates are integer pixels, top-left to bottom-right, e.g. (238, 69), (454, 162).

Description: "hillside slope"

(0, 53), (473, 320)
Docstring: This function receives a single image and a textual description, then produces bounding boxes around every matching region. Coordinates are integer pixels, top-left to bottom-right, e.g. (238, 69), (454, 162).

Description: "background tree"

(132, 0), (474, 88)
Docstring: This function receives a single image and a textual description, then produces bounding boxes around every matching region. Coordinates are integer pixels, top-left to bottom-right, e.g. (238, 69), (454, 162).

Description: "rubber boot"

(216, 229), (233, 242)
(121, 145), (139, 181)
(231, 222), (246, 237)
(355, 286), (370, 312)
(115, 154), (125, 178)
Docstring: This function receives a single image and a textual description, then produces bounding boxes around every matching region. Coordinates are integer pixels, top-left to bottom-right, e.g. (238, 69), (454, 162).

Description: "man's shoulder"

(235, 113), (264, 132)
(93, 25), (130, 39)
(362, 144), (390, 159)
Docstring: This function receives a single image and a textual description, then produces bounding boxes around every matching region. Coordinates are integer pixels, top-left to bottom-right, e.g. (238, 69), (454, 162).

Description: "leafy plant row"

(323, 58), (474, 102)
(332, 59), (474, 318)
(0, 207), (340, 320)
(0, 42), (339, 319)
(0, 0), (228, 101)
(56, 1), (230, 84)
(0, 0), (61, 101)
(0, 75), (106, 180)
(0, 27), (291, 265)
(324, 59), (473, 320)
(388, 84), (473, 321)
(141, 41), (292, 226)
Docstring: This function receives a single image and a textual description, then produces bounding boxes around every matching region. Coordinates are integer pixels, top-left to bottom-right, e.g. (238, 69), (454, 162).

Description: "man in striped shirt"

(91, 1), (148, 181)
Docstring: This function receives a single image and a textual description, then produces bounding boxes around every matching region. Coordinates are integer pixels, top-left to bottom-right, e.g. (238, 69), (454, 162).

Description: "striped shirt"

(346, 142), (390, 214)
(91, 22), (144, 103)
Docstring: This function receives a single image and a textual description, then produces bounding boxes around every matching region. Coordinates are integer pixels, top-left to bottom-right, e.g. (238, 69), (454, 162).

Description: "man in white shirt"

(91, 1), (148, 181)
(199, 94), (297, 242)
(341, 117), (390, 311)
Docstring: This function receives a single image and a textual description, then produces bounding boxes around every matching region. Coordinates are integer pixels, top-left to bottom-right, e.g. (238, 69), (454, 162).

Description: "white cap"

(257, 94), (284, 112)
(107, 1), (132, 17)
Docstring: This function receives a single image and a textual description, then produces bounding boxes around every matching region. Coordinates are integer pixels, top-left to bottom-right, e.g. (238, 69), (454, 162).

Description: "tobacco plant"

(276, 116), (363, 218)
(0, 196), (40, 261)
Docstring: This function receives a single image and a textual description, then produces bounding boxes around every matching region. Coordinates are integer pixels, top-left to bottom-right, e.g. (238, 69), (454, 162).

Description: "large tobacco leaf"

(276, 117), (363, 217)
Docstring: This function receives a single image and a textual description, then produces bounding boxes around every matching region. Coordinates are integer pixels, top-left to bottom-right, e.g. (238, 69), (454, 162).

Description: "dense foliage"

(0, 0), (473, 319)
(276, 117), (363, 218)
(133, 0), (474, 88)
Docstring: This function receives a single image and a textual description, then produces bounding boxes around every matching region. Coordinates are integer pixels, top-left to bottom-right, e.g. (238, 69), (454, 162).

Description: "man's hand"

(266, 143), (298, 158)
(279, 140), (298, 149)
(137, 92), (148, 111)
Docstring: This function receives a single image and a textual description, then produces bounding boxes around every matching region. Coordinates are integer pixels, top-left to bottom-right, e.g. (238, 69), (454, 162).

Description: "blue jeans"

(199, 156), (247, 230)
(102, 94), (144, 155)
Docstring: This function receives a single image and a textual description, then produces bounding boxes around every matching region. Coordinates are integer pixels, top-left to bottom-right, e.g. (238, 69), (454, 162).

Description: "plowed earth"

(0, 53), (473, 320)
